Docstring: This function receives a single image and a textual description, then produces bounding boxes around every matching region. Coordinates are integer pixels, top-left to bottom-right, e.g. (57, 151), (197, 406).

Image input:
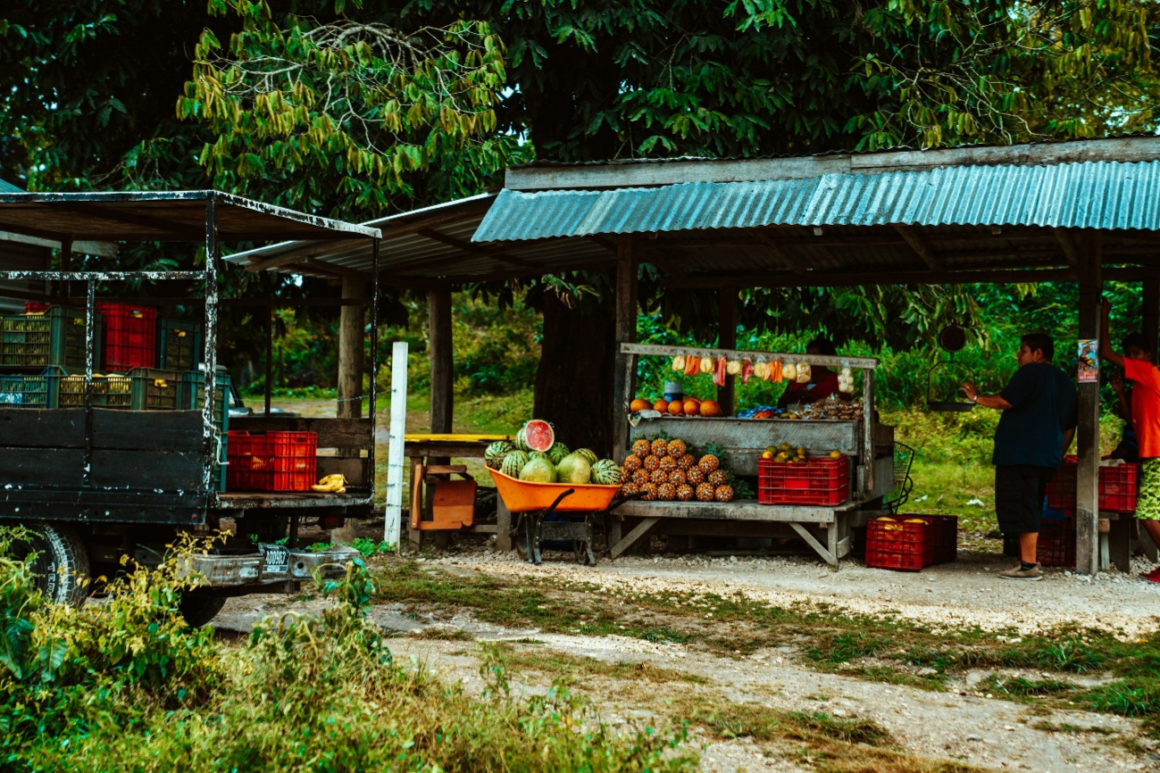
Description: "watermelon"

(500, 451), (530, 478)
(574, 448), (599, 465)
(516, 420), (555, 453)
(485, 440), (515, 469)
(547, 441), (570, 465)
(519, 456), (557, 483)
(556, 453), (592, 484)
(591, 459), (623, 486)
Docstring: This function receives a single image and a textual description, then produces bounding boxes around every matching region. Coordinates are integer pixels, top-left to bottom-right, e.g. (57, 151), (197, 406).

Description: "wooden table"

(403, 434), (509, 548)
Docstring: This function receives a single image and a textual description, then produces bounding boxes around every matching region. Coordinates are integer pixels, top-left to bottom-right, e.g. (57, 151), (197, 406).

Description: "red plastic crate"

(1046, 459), (1137, 513)
(226, 431), (271, 491)
(268, 431), (317, 491)
(97, 302), (157, 370)
(24, 302), (51, 314)
(908, 514), (958, 564)
(1037, 520), (1076, 567)
(758, 456), (850, 506)
(865, 517), (933, 572)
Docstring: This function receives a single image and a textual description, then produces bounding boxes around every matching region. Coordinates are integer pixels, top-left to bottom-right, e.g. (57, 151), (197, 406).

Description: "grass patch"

(494, 643), (708, 686)
(374, 560), (1160, 735)
(1030, 720), (1114, 735)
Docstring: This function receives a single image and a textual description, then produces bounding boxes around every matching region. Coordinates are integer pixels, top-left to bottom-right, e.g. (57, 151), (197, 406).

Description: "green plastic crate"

(181, 368), (231, 492)
(129, 368), (181, 411)
(0, 373), (51, 408)
(1, 308), (101, 369)
(49, 367), (132, 409)
(158, 319), (203, 370)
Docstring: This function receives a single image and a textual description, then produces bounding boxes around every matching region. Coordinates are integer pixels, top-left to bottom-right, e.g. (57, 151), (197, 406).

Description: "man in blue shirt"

(961, 333), (1077, 580)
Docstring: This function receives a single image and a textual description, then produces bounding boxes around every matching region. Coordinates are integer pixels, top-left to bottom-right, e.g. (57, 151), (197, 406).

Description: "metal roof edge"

(505, 135), (1160, 191)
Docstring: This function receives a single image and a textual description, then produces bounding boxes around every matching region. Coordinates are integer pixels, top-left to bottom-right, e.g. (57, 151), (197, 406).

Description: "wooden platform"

(216, 491), (374, 510)
(610, 499), (866, 568)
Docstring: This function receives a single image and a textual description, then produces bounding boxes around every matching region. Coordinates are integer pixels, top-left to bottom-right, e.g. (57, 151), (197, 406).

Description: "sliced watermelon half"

(520, 419), (555, 453)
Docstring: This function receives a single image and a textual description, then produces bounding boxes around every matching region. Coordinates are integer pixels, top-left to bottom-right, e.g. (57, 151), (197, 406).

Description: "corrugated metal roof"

(476, 161), (1160, 242)
(0, 179), (23, 193)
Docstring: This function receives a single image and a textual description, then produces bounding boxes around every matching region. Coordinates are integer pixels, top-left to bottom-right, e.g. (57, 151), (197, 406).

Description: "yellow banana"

(311, 473), (349, 493)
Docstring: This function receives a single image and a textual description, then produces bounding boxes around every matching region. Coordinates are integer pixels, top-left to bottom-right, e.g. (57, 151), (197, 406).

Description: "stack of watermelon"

(485, 419), (622, 486)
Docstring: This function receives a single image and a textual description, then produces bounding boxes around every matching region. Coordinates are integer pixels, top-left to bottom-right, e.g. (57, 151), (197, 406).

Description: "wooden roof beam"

(894, 226), (943, 271)
(416, 228), (540, 270)
(1053, 228), (1080, 266)
(748, 229), (808, 275)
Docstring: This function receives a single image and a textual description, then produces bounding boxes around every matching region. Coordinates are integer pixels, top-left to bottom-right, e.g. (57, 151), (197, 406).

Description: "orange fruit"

(683, 398), (701, 415)
(653, 399), (669, 412)
(700, 399), (722, 417)
(630, 398), (651, 412)
(667, 400), (684, 415)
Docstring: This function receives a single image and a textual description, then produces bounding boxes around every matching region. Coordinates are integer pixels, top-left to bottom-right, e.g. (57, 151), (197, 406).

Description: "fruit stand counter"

(611, 343), (894, 567)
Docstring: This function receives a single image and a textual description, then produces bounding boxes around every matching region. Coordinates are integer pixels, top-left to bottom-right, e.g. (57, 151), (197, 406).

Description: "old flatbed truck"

(0, 191), (381, 625)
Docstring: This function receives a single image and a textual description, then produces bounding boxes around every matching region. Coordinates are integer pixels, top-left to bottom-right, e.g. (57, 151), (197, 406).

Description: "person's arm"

(1063, 427), (1075, 453)
(960, 382), (1013, 410)
(1111, 374), (1132, 424)
(1100, 299), (1125, 369)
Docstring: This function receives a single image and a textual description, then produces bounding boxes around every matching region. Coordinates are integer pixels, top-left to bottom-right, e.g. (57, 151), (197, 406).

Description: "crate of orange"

(629, 395), (724, 417)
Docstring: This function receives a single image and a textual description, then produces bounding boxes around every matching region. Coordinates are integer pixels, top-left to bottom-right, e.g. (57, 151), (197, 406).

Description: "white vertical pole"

(384, 341), (409, 548)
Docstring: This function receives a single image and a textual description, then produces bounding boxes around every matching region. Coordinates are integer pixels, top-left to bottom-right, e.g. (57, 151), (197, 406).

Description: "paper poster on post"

(1077, 339), (1099, 383)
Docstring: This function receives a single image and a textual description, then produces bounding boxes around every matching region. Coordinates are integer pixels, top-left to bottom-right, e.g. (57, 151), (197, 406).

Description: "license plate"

(260, 544), (289, 574)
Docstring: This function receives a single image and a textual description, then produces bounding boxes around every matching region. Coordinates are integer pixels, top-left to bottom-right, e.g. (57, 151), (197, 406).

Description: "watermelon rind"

(500, 451), (530, 478)
(519, 456), (557, 483)
(574, 448), (599, 465)
(485, 440), (515, 469)
(547, 441), (570, 465)
(591, 459), (623, 486)
(520, 420), (555, 453)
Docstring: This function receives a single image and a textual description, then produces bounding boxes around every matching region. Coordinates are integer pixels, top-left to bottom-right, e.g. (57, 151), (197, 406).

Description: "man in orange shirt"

(1099, 299), (1160, 580)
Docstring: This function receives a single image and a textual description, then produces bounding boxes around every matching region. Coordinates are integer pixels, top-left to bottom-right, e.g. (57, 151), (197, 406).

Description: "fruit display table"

(611, 343), (895, 567)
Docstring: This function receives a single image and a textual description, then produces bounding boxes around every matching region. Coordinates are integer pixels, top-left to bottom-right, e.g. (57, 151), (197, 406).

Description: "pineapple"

(678, 454), (697, 471)
(698, 454), (720, 474)
(657, 483), (676, 501)
(667, 439), (687, 458)
(620, 482), (640, 497)
(650, 469), (668, 485)
(676, 483), (695, 501)
(640, 482), (658, 501)
(650, 438), (668, 457)
(708, 470), (728, 487)
(632, 469), (650, 486)
(714, 485), (734, 503)
(624, 455), (642, 473)
(633, 439), (651, 459)
(643, 455), (661, 472)
(687, 467), (705, 486)
(669, 469), (686, 487)
(695, 483), (715, 502)
(659, 456), (677, 473)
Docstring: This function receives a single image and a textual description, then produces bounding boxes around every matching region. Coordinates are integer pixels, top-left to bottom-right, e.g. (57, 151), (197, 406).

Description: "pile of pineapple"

(619, 437), (736, 503)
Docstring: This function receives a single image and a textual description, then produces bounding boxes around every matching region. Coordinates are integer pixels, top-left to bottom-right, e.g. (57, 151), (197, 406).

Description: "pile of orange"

(630, 396), (723, 417)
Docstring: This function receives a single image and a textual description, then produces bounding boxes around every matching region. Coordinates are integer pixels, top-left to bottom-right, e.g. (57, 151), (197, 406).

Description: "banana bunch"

(311, 474), (348, 494)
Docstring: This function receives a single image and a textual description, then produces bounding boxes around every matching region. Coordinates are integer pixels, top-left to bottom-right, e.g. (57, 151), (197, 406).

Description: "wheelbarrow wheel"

(573, 540), (596, 566)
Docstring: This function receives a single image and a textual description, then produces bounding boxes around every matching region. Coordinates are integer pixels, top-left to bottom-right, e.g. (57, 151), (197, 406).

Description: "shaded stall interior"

(0, 192), (382, 553)
(232, 136), (1160, 572)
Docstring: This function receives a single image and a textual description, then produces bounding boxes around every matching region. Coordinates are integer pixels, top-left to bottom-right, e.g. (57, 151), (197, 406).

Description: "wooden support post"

(428, 287), (454, 438)
(718, 289), (737, 415)
(862, 369), (875, 494)
(610, 517), (658, 559)
(338, 274), (366, 420)
(384, 341), (409, 549)
(1076, 232), (1102, 575)
(611, 235), (638, 461)
(495, 497), (513, 552)
(1145, 280), (1159, 363)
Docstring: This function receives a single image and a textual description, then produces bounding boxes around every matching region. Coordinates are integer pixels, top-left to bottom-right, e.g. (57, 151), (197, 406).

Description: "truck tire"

(178, 592), (227, 628)
(15, 523), (91, 606)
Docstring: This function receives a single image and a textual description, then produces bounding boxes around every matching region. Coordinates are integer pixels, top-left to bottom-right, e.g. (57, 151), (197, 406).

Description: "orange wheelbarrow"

(488, 469), (625, 566)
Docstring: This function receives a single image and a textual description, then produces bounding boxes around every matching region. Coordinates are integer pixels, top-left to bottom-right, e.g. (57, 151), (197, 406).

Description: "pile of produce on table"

(667, 354), (858, 393)
(619, 437), (750, 503)
(629, 395), (723, 417)
(761, 443), (843, 463)
(484, 420), (623, 487)
(738, 396), (865, 421)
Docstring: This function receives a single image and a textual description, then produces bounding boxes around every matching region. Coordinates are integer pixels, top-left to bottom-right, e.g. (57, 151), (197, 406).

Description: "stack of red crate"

(906, 515), (958, 564)
(865, 517), (933, 572)
(226, 430), (317, 492)
(1037, 520), (1077, 567)
(758, 456), (850, 506)
(1046, 458), (1138, 514)
(97, 303), (157, 370)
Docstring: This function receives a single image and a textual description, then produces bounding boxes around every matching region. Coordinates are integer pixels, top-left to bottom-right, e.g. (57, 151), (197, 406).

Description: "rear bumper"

(182, 544), (360, 588)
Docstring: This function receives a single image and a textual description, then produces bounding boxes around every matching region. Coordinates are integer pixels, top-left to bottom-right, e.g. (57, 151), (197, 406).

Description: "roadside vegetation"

(0, 531), (695, 772)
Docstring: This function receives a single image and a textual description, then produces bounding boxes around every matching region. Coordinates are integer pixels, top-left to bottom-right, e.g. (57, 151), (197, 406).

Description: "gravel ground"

(424, 547), (1160, 638)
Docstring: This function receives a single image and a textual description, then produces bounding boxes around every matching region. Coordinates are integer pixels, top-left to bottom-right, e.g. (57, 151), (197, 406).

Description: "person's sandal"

(999, 564), (1043, 581)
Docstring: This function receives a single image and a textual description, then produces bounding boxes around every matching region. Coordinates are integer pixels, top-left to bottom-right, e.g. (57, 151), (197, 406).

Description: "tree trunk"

(533, 291), (617, 457)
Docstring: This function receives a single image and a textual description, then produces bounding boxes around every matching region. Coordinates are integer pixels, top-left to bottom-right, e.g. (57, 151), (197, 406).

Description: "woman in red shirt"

(1099, 300), (1160, 580)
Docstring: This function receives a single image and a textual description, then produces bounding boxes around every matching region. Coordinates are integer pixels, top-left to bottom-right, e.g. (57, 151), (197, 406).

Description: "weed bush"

(1, 531), (696, 772)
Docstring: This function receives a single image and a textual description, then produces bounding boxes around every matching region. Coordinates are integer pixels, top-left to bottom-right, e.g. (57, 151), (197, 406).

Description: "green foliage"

(2, 543), (697, 771)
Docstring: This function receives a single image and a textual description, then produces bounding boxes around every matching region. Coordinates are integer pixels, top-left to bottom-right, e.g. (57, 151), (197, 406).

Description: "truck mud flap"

(181, 545), (360, 588)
